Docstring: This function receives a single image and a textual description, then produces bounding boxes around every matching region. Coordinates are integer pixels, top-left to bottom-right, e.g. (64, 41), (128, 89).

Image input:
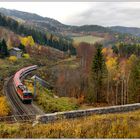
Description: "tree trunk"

(115, 81), (119, 105)
(121, 79), (124, 105)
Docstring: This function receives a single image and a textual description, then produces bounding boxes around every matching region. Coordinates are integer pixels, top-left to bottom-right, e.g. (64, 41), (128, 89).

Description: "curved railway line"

(3, 74), (44, 123)
(2, 63), (140, 124)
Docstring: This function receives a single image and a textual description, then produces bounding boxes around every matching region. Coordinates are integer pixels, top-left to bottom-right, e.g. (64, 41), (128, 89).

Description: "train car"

(13, 65), (37, 103)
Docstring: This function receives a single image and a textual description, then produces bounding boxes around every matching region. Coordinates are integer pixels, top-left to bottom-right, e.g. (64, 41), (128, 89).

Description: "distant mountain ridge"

(1, 8), (140, 37)
(0, 8), (111, 35)
(109, 26), (140, 37)
(0, 8), (65, 27)
(0, 8), (71, 35)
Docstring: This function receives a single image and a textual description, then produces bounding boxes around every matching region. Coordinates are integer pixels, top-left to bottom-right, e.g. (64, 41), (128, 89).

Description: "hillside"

(1, 8), (140, 37)
(109, 26), (140, 37)
(0, 12), (76, 54)
(1, 8), (140, 47)
(0, 8), (112, 36)
(0, 6), (140, 139)
(0, 8), (67, 33)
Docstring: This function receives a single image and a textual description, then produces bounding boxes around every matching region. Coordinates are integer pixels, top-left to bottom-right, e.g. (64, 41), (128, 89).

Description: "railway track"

(3, 76), (140, 124)
(3, 76), (44, 123)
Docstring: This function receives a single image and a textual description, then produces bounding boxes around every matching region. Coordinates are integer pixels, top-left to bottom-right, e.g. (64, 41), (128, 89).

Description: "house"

(9, 47), (22, 58)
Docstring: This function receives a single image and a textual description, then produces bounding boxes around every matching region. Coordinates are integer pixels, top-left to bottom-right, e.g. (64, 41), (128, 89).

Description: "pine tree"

(90, 43), (107, 103)
(0, 39), (8, 58)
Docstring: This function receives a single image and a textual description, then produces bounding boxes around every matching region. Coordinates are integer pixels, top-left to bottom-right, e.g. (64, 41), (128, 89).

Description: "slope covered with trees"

(0, 13), (76, 55)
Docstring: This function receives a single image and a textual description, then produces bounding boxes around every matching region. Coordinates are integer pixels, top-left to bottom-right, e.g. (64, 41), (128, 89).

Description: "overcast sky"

(0, 2), (140, 27)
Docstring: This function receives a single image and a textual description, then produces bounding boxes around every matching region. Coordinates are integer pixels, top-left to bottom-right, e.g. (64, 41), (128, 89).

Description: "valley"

(0, 6), (140, 139)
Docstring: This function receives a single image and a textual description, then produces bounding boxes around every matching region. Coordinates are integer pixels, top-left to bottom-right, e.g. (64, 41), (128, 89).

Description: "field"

(0, 109), (140, 138)
(72, 35), (104, 44)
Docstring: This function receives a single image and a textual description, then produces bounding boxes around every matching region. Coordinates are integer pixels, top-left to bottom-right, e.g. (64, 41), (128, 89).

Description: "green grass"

(72, 35), (104, 44)
(34, 85), (79, 113)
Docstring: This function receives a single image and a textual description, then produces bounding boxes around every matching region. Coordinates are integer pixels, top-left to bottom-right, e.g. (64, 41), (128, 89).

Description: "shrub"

(0, 110), (140, 138)
(9, 56), (17, 62)
(34, 85), (79, 113)
(0, 96), (10, 116)
(23, 53), (30, 59)
(36, 92), (79, 113)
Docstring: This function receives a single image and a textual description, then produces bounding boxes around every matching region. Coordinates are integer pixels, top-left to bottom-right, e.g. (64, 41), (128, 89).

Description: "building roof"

(10, 47), (21, 51)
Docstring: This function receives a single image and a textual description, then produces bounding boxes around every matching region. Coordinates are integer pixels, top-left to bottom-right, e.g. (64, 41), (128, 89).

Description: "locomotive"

(13, 65), (37, 103)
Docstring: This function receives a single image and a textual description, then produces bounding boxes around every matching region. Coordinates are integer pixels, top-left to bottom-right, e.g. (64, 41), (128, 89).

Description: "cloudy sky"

(0, 2), (140, 27)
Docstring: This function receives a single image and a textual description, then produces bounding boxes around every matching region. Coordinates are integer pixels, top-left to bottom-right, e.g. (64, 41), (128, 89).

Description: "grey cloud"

(65, 3), (140, 28)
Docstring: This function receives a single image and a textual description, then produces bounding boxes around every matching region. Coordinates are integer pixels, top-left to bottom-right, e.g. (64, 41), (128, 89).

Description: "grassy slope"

(72, 35), (104, 44)
(0, 109), (140, 138)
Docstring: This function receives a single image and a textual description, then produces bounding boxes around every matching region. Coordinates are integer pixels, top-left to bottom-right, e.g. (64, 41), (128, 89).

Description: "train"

(13, 65), (38, 103)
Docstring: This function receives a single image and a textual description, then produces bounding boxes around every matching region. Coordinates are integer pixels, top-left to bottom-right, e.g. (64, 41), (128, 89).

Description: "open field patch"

(72, 35), (104, 44)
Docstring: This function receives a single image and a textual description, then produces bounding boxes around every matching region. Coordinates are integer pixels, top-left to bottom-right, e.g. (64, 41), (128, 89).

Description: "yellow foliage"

(106, 57), (118, 73)
(0, 109), (140, 138)
(20, 36), (35, 47)
(0, 96), (10, 116)
(102, 47), (107, 54)
(127, 54), (137, 67)
(72, 41), (79, 48)
(24, 81), (34, 93)
(9, 56), (17, 62)
(23, 53), (30, 59)
(102, 48), (114, 60)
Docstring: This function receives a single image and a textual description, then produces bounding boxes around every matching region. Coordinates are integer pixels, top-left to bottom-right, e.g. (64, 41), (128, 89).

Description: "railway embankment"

(36, 103), (140, 123)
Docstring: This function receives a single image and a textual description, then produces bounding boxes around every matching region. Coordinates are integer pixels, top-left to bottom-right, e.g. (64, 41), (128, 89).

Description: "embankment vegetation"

(0, 109), (140, 138)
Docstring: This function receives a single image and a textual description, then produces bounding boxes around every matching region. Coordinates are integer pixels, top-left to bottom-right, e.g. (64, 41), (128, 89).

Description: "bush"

(9, 56), (17, 62)
(23, 53), (30, 59)
(35, 87), (79, 113)
(0, 96), (10, 116)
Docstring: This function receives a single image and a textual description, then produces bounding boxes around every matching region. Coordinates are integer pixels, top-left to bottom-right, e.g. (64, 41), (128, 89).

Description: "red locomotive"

(13, 65), (37, 103)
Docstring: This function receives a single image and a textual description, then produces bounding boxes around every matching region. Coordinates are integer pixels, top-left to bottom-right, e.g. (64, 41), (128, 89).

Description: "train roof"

(14, 65), (38, 89)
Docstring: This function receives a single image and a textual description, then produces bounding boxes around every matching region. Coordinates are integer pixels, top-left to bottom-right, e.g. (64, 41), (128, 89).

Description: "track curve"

(4, 75), (44, 122)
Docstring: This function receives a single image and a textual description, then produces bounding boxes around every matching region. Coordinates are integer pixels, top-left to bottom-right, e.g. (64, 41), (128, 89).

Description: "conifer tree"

(90, 43), (107, 103)
(0, 39), (8, 58)
(128, 59), (140, 103)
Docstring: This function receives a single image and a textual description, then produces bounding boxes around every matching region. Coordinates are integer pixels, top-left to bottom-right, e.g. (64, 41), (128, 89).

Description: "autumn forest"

(0, 6), (140, 138)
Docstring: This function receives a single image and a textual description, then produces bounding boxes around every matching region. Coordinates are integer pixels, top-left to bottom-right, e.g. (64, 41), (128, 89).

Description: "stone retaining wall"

(36, 103), (140, 123)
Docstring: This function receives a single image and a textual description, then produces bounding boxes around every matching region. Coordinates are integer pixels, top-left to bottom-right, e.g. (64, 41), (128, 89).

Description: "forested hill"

(0, 8), (68, 33)
(0, 13), (76, 55)
(1, 7), (140, 49)
(109, 26), (140, 37)
(1, 8), (140, 38)
(0, 8), (111, 35)
(71, 25), (111, 33)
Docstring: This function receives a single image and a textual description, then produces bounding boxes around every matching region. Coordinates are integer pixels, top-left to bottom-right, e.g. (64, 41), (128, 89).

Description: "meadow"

(72, 35), (104, 44)
(0, 109), (140, 138)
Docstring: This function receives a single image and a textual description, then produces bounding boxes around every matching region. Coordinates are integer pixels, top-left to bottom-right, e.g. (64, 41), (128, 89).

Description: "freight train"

(13, 65), (37, 103)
